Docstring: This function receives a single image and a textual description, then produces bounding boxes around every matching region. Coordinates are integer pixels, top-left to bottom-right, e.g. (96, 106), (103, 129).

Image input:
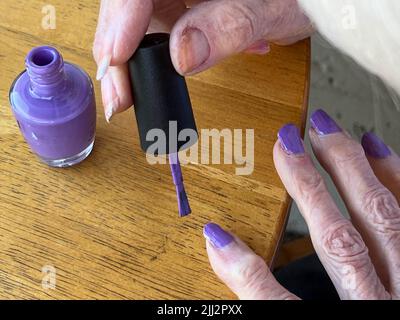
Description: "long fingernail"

(278, 124), (305, 155)
(96, 54), (112, 81)
(361, 132), (391, 159)
(178, 28), (210, 74)
(310, 109), (342, 135)
(203, 223), (234, 249)
(105, 97), (119, 123)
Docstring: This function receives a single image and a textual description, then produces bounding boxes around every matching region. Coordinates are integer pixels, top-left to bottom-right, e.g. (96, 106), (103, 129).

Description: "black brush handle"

(128, 33), (198, 155)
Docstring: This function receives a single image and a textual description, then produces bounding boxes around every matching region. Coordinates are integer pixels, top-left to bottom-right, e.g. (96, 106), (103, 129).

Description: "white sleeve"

(297, 0), (400, 94)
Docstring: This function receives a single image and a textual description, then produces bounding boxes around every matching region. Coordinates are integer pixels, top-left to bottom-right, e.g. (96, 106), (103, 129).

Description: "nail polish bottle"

(9, 46), (96, 167)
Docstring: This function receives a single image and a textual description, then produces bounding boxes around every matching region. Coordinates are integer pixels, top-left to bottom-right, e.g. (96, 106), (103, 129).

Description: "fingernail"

(361, 132), (391, 159)
(178, 28), (210, 74)
(96, 54), (112, 81)
(203, 223), (234, 249)
(278, 124), (305, 155)
(105, 97), (119, 123)
(245, 40), (270, 55)
(310, 109), (342, 135)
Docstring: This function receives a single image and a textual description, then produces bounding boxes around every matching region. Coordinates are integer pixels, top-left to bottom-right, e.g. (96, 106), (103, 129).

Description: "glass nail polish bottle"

(9, 46), (96, 167)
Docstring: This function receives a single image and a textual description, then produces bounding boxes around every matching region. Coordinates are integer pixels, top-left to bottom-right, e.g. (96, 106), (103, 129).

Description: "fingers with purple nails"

(204, 109), (400, 300)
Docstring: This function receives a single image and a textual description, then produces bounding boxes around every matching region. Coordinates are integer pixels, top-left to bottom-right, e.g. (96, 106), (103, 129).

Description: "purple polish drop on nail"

(169, 153), (191, 217)
(9, 46), (96, 167)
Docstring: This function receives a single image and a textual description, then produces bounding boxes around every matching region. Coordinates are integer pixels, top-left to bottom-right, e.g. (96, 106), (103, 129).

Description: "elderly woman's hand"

(203, 109), (400, 300)
(93, 0), (313, 122)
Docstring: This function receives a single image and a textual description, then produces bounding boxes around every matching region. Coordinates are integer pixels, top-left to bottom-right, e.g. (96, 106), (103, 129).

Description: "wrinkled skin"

(205, 120), (400, 300)
(92, 1), (400, 300)
(93, 0), (313, 121)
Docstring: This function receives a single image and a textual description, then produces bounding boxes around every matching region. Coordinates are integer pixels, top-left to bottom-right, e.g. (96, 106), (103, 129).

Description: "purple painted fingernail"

(278, 124), (305, 155)
(361, 132), (391, 159)
(310, 109), (342, 135)
(203, 223), (234, 249)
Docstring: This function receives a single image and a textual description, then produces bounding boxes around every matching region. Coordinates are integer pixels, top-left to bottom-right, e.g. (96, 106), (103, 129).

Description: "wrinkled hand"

(204, 109), (400, 300)
(93, 0), (313, 121)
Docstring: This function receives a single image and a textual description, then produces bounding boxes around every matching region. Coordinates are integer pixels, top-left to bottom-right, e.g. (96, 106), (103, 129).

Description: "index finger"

(274, 124), (390, 300)
(93, 0), (153, 68)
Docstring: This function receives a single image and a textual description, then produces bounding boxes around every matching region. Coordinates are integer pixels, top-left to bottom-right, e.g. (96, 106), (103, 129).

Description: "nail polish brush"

(128, 33), (198, 217)
(169, 153), (191, 217)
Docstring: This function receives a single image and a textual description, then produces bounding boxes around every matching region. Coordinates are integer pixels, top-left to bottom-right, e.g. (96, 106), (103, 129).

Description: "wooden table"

(0, 1), (310, 299)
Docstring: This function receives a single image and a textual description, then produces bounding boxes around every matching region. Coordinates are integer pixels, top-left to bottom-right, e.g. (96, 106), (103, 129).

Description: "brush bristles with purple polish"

(169, 153), (191, 217)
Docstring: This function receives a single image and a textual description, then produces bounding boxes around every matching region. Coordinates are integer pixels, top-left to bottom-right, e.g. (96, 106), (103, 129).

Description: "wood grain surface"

(0, 0), (310, 299)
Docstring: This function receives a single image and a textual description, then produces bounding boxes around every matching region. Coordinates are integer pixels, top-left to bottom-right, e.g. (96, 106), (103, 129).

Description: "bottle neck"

(26, 46), (66, 98)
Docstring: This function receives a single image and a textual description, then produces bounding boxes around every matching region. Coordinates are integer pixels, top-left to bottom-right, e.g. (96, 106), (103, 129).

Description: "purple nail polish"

(169, 153), (191, 217)
(361, 132), (391, 159)
(278, 124), (305, 155)
(310, 109), (342, 135)
(9, 46), (96, 167)
(203, 223), (234, 249)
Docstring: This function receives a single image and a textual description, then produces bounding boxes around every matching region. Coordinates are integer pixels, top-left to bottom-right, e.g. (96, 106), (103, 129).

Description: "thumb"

(203, 223), (299, 300)
(170, 0), (313, 75)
